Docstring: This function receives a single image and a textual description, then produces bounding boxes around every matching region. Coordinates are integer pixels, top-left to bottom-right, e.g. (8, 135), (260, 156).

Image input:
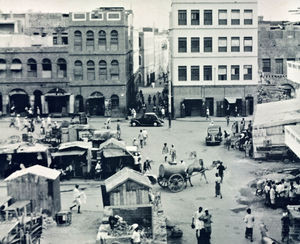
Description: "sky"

(0, 0), (299, 29)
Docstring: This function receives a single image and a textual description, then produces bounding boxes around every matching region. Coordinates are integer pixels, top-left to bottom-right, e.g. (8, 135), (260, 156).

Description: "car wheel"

(153, 122), (158, 126)
(132, 122), (136, 127)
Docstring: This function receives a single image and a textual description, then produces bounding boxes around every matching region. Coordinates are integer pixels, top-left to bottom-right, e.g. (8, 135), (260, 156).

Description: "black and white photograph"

(0, 0), (299, 243)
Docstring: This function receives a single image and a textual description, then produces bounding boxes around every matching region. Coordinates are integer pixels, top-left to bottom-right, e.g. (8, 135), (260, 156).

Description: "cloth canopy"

(51, 150), (86, 157)
(103, 148), (128, 158)
(10, 64), (22, 70)
(224, 97), (241, 104)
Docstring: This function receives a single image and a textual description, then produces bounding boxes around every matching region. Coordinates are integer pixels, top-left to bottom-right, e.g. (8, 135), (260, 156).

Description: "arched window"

(0, 59), (6, 78)
(86, 30), (94, 51)
(74, 60), (83, 80)
(98, 30), (106, 50)
(99, 60), (107, 81)
(57, 58), (67, 78)
(11, 59), (22, 78)
(42, 58), (52, 78)
(74, 31), (82, 51)
(87, 60), (95, 81)
(111, 94), (119, 109)
(27, 58), (37, 77)
(110, 60), (119, 80)
(110, 30), (118, 51)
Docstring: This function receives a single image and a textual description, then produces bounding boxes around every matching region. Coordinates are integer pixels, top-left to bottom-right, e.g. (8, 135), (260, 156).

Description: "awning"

(0, 64), (6, 70)
(224, 97), (242, 103)
(184, 97), (202, 101)
(10, 64), (22, 70)
(45, 92), (71, 97)
(51, 150), (86, 157)
(103, 149), (128, 158)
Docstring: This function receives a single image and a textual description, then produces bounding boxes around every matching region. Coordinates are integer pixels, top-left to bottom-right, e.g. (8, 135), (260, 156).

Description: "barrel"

(159, 164), (186, 178)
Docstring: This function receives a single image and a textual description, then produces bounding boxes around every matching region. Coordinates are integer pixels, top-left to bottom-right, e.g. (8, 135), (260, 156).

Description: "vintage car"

(130, 112), (164, 127)
(205, 125), (222, 145)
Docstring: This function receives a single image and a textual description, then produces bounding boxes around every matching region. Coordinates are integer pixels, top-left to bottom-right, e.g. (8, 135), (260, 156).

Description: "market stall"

(91, 129), (118, 148)
(99, 138), (135, 179)
(51, 141), (92, 178)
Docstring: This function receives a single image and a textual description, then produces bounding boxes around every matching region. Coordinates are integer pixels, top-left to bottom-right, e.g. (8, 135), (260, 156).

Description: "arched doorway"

(86, 92), (104, 116)
(9, 88), (29, 114)
(33, 90), (43, 115)
(75, 95), (84, 113)
(45, 88), (69, 114)
(281, 83), (296, 98)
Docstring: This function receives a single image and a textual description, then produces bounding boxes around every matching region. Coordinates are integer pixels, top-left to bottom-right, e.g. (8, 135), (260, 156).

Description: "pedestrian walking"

(199, 159), (208, 184)
(153, 95), (156, 106)
(240, 117), (245, 131)
(192, 207), (205, 244)
(270, 185), (276, 209)
(142, 129), (148, 146)
(161, 107), (165, 119)
(148, 95), (151, 105)
(143, 158), (151, 173)
(206, 107), (210, 120)
(215, 173), (222, 199)
(169, 144), (176, 163)
(203, 209), (212, 243)
(138, 130), (144, 148)
(281, 211), (290, 243)
(217, 162), (226, 183)
(116, 122), (121, 140)
(70, 184), (83, 214)
(226, 115), (230, 127)
(244, 208), (255, 242)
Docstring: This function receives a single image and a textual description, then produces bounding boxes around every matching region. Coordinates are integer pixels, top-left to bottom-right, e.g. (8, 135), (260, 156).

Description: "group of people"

(192, 207), (212, 244)
(262, 178), (300, 208)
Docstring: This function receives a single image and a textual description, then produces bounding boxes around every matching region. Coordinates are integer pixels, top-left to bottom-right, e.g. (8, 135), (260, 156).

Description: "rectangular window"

(191, 66), (200, 81)
(231, 65), (240, 80)
(262, 59), (271, 72)
(218, 10), (227, 25)
(72, 13), (86, 21)
(231, 37), (240, 52)
(178, 10), (187, 25)
(287, 58), (295, 62)
(275, 59), (283, 74)
(107, 12), (121, 20)
(218, 65), (227, 80)
(191, 10), (200, 25)
(90, 12), (103, 20)
(204, 37), (212, 52)
(191, 37), (200, 52)
(244, 10), (253, 25)
(231, 10), (240, 25)
(244, 65), (252, 80)
(203, 66), (212, 80)
(178, 66), (187, 81)
(204, 10), (213, 25)
(53, 36), (57, 45)
(218, 37), (227, 52)
(62, 36), (68, 45)
(178, 37), (187, 53)
(244, 37), (253, 52)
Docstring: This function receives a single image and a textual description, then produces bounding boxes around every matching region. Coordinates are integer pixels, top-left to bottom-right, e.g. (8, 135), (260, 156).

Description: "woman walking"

(215, 173), (222, 199)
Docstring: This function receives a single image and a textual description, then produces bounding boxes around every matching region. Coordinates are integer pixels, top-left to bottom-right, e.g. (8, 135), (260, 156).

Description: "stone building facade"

(0, 7), (134, 117)
(169, 0), (258, 118)
(258, 17), (300, 97)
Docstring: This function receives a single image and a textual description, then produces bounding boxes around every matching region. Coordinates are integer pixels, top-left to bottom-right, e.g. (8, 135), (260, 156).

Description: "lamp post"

(168, 73), (172, 128)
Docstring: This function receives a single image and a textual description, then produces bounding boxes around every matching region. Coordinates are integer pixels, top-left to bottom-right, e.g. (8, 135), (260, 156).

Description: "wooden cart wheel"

(158, 176), (169, 188)
(168, 173), (185, 193)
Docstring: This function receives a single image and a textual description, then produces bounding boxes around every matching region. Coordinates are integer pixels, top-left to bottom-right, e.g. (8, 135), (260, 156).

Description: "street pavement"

(0, 116), (285, 244)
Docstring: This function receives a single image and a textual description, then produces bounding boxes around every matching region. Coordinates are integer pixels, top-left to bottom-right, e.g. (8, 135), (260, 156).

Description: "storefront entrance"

(45, 88), (69, 115)
(9, 89), (29, 114)
(86, 92), (105, 116)
(183, 99), (203, 116)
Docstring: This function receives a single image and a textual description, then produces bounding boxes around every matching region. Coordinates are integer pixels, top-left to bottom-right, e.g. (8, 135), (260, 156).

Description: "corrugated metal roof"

(99, 138), (126, 150)
(105, 167), (152, 192)
(4, 165), (60, 181)
(253, 98), (300, 128)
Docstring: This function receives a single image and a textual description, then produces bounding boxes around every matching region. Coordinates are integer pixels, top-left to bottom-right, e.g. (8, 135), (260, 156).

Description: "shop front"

(86, 91), (105, 116)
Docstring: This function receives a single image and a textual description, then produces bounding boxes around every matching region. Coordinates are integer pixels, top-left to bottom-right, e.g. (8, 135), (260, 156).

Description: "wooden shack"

(102, 167), (152, 207)
(5, 165), (61, 216)
(253, 99), (300, 159)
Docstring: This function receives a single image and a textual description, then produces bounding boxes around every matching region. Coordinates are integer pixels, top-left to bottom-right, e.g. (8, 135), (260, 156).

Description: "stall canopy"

(92, 129), (118, 141)
(51, 150), (86, 157)
(0, 142), (48, 154)
(224, 97), (241, 103)
(4, 165), (60, 181)
(58, 141), (92, 151)
(253, 98), (300, 128)
(100, 138), (130, 158)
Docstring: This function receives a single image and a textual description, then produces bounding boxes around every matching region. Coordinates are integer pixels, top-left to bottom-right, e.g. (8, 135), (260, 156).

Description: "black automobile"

(130, 112), (164, 127)
(205, 125), (222, 145)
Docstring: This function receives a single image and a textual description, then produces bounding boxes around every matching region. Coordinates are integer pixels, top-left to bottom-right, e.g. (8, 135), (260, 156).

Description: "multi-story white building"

(169, 0), (258, 117)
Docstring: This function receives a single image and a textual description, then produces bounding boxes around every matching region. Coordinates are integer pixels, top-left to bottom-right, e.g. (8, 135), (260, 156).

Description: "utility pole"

(168, 72), (171, 128)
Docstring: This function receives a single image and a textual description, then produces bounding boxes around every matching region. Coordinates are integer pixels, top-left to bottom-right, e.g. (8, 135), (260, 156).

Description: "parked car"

(205, 125), (222, 145)
(131, 113), (164, 127)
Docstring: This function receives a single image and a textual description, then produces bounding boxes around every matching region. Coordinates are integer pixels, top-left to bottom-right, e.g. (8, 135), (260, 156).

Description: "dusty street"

(0, 117), (291, 243)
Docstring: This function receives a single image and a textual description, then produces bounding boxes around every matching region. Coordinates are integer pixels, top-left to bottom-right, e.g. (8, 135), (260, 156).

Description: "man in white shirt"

(131, 224), (141, 244)
(142, 129), (148, 146)
(192, 207), (205, 242)
(244, 208), (255, 242)
(70, 184), (82, 214)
